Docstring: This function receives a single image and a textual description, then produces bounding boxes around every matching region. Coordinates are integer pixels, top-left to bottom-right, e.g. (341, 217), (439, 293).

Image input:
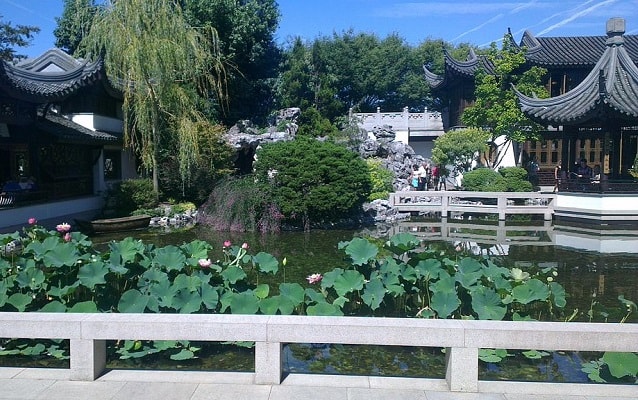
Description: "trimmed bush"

(462, 168), (507, 191)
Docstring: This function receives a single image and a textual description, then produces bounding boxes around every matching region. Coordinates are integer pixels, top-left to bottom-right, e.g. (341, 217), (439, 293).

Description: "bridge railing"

(388, 191), (555, 221)
(0, 313), (636, 396)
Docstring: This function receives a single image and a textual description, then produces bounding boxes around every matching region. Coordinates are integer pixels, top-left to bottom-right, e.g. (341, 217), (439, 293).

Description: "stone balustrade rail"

(0, 313), (636, 396)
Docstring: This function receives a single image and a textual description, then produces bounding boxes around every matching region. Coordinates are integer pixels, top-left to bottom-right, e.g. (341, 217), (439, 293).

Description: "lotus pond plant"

(0, 220), (635, 382)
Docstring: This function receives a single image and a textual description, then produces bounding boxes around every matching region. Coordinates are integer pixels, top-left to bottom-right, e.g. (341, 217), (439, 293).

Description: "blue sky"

(2, 0), (638, 58)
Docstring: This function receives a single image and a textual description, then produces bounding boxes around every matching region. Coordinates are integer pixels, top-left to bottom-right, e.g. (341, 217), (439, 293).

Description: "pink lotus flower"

(56, 222), (71, 233)
(306, 273), (323, 284)
(198, 258), (212, 268)
(28, 217), (37, 225)
(223, 240), (232, 248)
(241, 242), (249, 250)
(64, 233), (72, 242)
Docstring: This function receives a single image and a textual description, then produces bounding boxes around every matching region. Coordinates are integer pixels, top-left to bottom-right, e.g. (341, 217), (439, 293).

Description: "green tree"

(253, 137), (371, 231)
(431, 127), (490, 175)
(181, 0), (281, 125)
(79, 0), (226, 197)
(0, 15), (40, 61)
(461, 33), (548, 167)
(54, 0), (98, 54)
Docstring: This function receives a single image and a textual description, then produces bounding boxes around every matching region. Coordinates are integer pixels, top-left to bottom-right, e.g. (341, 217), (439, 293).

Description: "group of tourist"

(410, 162), (446, 191)
(553, 158), (607, 192)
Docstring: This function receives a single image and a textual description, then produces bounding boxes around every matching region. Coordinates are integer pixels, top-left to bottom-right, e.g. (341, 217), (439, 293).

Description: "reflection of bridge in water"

(389, 218), (638, 254)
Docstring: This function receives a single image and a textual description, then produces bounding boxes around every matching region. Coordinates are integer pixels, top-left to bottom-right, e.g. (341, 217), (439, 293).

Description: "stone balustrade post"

(254, 341), (282, 384)
(497, 195), (506, 220)
(445, 347), (478, 392)
(70, 338), (106, 381)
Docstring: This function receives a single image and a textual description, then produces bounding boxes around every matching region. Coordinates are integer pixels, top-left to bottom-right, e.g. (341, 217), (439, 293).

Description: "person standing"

(417, 162), (427, 191)
(553, 161), (562, 193)
(431, 164), (440, 191)
(410, 164), (419, 191)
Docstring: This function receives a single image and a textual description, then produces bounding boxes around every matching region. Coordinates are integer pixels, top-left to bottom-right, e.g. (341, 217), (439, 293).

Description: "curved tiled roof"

(0, 49), (104, 102)
(515, 31), (638, 125)
(423, 49), (496, 89)
(37, 112), (119, 144)
(522, 31), (638, 67)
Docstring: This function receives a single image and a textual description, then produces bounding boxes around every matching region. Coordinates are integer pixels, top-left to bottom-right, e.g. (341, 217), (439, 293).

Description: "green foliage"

(0, 16), (40, 61)
(297, 106), (338, 137)
(461, 33), (548, 166)
(253, 137), (372, 230)
(366, 158), (394, 201)
(431, 128), (490, 175)
(53, 0), (98, 54)
(110, 179), (158, 216)
(462, 167), (533, 192)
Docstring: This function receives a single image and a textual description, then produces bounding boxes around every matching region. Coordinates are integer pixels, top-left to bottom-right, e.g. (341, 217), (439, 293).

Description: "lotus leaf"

(361, 278), (385, 310)
(581, 360), (605, 383)
(602, 352), (638, 379)
(549, 282), (567, 308)
(118, 289), (150, 313)
(170, 349), (196, 360)
(522, 350), (549, 359)
(455, 257), (484, 289)
(42, 242), (80, 268)
(259, 296), (281, 315)
(344, 237), (378, 266)
(430, 290), (461, 318)
(304, 288), (327, 304)
(201, 283), (219, 310)
(378, 257), (402, 277)
(16, 266), (45, 290)
(471, 287), (507, 320)
(320, 268), (344, 289)
(279, 283), (305, 305)
(221, 266), (247, 285)
(306, 302), (344, 316)
(430, 271), (456, 294)
(173, 290), (202, 314)
(173, 274), (203, 292)
(152, 246), (186, 271)
(332, 270), (365, 297)
(148, 280), (177, 308)
(386, 232), (420, 253)
(378, 272), (405, 297)
(77, 261), (109, 289)
(141, 268), (168, 284)
(67, 300), (98, 313)
(511, 279), (549, 304)
(24, 236), (59, 256)
(228, 292), (260, 314)
(46, 282), (80, 299)
(398, 264), (417, 284)
(19, 343), (46, 356)
(414, 258), (442, 280)
(479, 348), (510, 363)
(252, 252), (279, 274)
(254, 283), (270, 299)
(180, 240), (211, 262)
(39, 301), (67, 312)
(7, 293), (32, 311)
(109, 237), (145, 264)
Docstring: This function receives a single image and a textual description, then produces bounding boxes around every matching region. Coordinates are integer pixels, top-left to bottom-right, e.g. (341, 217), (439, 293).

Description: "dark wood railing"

(558, 178), (638, 194)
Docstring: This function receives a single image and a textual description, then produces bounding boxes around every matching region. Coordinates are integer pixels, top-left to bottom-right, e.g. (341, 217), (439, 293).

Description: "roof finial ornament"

(606, 18), (625, 46)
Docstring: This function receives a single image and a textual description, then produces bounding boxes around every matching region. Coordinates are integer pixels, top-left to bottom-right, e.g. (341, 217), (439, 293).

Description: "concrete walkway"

(0, 368), (635, 400)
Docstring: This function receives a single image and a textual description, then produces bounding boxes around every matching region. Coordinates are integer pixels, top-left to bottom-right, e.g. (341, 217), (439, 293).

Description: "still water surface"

(90, 221), (638, 382)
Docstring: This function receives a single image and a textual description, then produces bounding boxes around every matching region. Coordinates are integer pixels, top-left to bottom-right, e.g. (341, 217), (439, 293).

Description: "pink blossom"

(198, 258), (212, 268)
(223, 240), (232, 248)
(306, 273), (323, 284)
(241, 242), (249, 250)
(56, 222), (71, 233)
(64, 233), (72, 242)
(28, 217), (37, 225)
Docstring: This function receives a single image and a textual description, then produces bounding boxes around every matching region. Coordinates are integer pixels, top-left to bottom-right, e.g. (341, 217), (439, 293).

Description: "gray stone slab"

(424, 392), (506, 400)
(98, 369), (255, 384)
(348, 387), (428, 400)
(369, 376), (447, 391)
(269, 385), (348, 400)
(0, 369), (23, 379)
(14, 368), (70, 380)
(191, 383), (271, 400)
(503, 395), (586, 400)
(0, 379), (55, 400)
(282, 374), (370, 388)
(110, 382), (198, 400)
(34, 380), (126, 400)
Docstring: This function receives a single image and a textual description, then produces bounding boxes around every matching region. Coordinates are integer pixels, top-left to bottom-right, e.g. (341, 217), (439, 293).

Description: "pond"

(3, 219), (637, 383)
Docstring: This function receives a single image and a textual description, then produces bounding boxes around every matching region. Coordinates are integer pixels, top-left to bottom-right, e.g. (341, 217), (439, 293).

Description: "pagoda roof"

(514, 19), (638, 125)
(0, 49), (104, 103)
(36, 112), (119, 144)
(424, 24), (638, 89)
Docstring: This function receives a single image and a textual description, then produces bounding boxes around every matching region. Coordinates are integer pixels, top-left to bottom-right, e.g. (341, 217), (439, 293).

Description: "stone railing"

(350, 107), (444, 132)
(0, 313), (636, 396)
(389, 191), (555, 221)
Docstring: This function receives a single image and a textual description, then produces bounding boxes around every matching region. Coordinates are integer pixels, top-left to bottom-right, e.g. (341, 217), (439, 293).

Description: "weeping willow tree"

(79, 0), (226, 196)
